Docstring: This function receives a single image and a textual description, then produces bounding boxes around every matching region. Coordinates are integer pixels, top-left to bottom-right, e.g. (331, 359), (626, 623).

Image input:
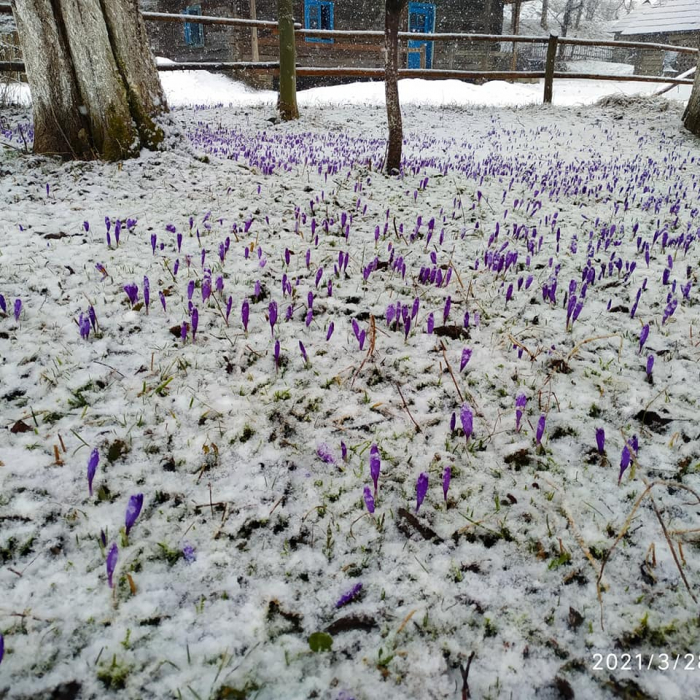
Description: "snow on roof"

(614, 0), (700, 36)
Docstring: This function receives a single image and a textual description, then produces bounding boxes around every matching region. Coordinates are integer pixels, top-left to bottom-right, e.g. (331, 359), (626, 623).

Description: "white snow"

(1, 71), (700, 700)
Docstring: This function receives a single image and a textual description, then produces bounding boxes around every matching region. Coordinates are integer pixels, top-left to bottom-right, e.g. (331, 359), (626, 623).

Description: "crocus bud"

(336, 582), (363, 608)
(595, 428), (605, 454)
(370, 444), (380, 493)
(416, 472), (429, 513)
(242, 299), (250, 332)
(460, 404), (473, 442)
(87, 448), (99, 496)
(125, 494), (144, 536)
(460, 348), (472, 372)
(106, 543), (118, 588)
(442, 467), (451, 502)
(536, 414), (546, 445)
(363, 485), (375, 514)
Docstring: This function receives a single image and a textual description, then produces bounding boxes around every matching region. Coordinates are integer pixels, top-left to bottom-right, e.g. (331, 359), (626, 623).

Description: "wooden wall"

(615, 31), (699, 76)
(142, 0), (507, 75)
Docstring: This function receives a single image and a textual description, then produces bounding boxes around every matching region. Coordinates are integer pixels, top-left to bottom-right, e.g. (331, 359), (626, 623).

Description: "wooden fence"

(0, 4), (696, 104)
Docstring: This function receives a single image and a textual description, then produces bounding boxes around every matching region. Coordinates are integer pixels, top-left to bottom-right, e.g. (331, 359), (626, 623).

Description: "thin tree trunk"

(384, 0), (406, 174)
(278, 0), (298, 120)
(683, 53), (700, 136)
(541, 0), (549, 30)
(250, 0), (259, 62)
(12, 0), (167, 161)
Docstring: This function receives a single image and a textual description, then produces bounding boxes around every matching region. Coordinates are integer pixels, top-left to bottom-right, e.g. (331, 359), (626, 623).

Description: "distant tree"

(277, 0), (299, 121)
(683, 57), (700, 136)
(12, 0), (167, 161)
(384, 0), (407, 174)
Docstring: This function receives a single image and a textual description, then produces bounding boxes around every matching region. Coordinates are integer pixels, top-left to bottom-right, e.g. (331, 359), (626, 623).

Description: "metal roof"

(614, 0), (700, 36)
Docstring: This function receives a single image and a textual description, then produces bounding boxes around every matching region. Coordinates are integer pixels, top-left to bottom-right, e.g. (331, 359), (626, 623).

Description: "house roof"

(614, 0), (700, 36)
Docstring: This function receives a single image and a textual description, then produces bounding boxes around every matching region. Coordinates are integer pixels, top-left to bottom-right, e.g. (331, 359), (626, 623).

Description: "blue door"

(408, 3), (435, 69)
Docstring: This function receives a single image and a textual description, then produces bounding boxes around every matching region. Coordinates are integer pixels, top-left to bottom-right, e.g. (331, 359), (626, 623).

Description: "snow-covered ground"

(1, 76), (700, 700)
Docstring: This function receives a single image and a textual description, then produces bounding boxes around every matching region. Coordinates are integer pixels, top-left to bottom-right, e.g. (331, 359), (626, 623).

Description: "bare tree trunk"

(250, 0), (259, 62)
(277, 0), (298, 120)
(683, 52), (700, 136)
(12, 0), (167, 161)
(541, 0), (549, 31)
(384, 0), (406, 174)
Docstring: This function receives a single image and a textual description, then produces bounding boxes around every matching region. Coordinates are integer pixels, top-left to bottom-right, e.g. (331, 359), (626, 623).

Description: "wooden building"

(612, 0), (700, 75)
(141, 1), (511, 87)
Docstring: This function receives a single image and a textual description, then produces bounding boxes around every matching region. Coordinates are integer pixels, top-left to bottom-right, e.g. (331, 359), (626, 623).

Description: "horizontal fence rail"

(0, 3), (697, 105)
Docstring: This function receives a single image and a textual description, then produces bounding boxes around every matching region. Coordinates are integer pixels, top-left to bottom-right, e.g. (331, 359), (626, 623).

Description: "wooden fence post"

(543, 33), (557, 104)
(277, 0), (298, 120)
(250, 0), (259, 62)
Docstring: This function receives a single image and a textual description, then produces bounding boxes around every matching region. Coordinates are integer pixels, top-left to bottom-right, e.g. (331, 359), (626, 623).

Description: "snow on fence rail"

(0, 3), (696, 104)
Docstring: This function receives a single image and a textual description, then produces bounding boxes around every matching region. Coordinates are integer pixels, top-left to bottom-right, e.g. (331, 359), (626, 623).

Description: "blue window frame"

(408, 3), (436, 69)
(305, 0), (334, 43)
(183, 5), (204, 48)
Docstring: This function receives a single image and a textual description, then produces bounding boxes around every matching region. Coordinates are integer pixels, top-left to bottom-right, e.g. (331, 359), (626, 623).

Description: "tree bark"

(11, 0), (167, 161)
(683, 52), (700, 136)
(541, 0), (549, 31)
(384, 0), (406, 175)
(277, 0), (298, 120)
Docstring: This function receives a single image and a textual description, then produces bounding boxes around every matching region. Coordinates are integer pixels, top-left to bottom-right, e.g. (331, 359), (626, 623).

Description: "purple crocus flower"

(0, 294), (5, 314)
(191, 307), (199, 342)
(242, 299), (250, 332)
(619, 446), (631, 484)
(186, 280), (195, 302)
(201, 276), (211, 303)
(442, 466), (451, 502)
(182, 543), (196, 563)
(341, 441), (348, 462)
(78, 313), (90, 340)
(416, 472), (429, 513)
(254, 280), (261, 300)
(159, 290), (167, 312)
(88, 306), (97, 331)
(151, 233), (157, 255)
(639, 324), (649, 354)
(317, 443), (336, 464)
(427, 313), (434, 334)
(106, 543), (118, 588)
(225, 296), (233, 324)
(460, 348), (472, 372)
(515, 393), (526, 432)
(125, 494), (144, 536)
(274, 339), (280, 369)
(0, 632), (3, 665)
(363, 485), (375, 514)
(176, 232), (182, 253)
(143, 276), (150, 313)
(450, 412), (456, 433)
(443, 296), (451, 323)
(596, 428), (605, 454)
(326, 322), (335, 341)
(370, 444), (381, 493)
(299, 340), (308, 364)
(269, 301), (278, 336)
(13, 299), (22, 322)
(536, 414), (546, 445)
(180, 322), (188, 343)
(336, 582), (363, 608)
(124, 284), (138, 307)
(460, 404), (473, 443)
(646, 354), (654, 376)
(88, 448), (99, 496)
